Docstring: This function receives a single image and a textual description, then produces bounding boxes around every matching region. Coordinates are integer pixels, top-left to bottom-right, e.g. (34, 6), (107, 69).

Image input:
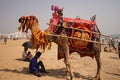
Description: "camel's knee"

(64, 59), (71, 65)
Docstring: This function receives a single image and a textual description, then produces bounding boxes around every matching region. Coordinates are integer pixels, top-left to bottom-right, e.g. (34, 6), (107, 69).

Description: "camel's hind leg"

(93, 50), (101, 80)
(62, 45), (74, 80)
(64, 58), (74, 80)
(118, 52), (120, 59)
(118, 49), (120, 59)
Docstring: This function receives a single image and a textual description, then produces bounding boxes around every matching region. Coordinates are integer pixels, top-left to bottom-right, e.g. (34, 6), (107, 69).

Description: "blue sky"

(0, 0), (120, 35)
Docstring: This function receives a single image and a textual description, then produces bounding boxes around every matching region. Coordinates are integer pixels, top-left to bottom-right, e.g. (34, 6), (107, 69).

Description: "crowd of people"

(103, 38), (120, 52)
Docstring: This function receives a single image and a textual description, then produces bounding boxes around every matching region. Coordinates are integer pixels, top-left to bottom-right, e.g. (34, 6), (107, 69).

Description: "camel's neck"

(31, 25), (41, 34)
(30, 22), (42, 35)
(30, 23), (43, 45)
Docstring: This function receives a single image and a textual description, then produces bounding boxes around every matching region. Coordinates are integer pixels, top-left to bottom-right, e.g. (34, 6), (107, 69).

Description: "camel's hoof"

(92, 77), (101, 80)
(65, 76), (74, 80)
(66, 76), (71, 80)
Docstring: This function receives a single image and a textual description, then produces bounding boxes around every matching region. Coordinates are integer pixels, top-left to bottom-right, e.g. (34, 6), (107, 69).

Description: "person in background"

(29, 51), (48, 77)
(24, 51), (33, 61)
(22, 47), (28, 61)
(104, 46), (109, 52)
(4, 36), (8, 44)
(26, 51), (33, 61)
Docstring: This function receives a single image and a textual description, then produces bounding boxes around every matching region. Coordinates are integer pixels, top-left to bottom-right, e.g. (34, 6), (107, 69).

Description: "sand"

(0, 39), (120, 80)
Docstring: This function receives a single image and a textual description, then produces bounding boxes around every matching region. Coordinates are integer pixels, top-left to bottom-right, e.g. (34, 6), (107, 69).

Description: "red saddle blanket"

(59, 17), (97, 60)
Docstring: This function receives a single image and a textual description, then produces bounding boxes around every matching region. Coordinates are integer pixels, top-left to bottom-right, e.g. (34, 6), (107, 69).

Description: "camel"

(18, 6), (101, 80)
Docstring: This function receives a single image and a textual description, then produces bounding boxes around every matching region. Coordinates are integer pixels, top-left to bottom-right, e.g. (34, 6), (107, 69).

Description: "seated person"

(22, 47), (33, 61)
(29, 51), (48, 77)
(25, 51), (33, 61)
(104, 46), (109, 52)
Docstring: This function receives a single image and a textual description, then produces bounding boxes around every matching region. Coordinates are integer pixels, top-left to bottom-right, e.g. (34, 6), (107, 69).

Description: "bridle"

(18, 16), (38, 32)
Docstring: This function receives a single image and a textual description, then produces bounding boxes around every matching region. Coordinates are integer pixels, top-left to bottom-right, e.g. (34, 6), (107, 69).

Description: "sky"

(0, 0), (120, 35)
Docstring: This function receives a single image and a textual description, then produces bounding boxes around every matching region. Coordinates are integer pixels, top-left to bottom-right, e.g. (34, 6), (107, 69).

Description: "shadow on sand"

(106, 72), (120, 76)
(0, 67), (92, 79)
(110, 56), (119, 59)
(15, 58), (23, 61)
(46, 68), (93, 79)
(1, 58), (92, 79)
(0, 67), (30, 75)
(15, 58), (30, 62)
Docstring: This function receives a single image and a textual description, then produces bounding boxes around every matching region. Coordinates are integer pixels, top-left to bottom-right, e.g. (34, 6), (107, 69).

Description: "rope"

(45, 33), (108, 45)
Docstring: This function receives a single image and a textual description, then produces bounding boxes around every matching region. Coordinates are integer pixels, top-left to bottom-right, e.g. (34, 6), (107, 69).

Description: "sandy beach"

(0, 39), (120, 80)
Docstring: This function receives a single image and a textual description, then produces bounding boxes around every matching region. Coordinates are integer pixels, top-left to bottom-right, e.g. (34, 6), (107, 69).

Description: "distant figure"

(110, 38), (117, 51)
(29, 51), (48, 77)
(104, 46), (109, 52)
(4, 36), (8, 44)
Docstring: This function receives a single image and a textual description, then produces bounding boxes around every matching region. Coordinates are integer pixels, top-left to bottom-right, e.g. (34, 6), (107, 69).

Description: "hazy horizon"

(0, 0), (120, 35)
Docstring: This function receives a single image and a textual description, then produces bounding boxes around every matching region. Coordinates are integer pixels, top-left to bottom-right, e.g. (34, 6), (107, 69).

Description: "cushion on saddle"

(68, 22), (93, 50)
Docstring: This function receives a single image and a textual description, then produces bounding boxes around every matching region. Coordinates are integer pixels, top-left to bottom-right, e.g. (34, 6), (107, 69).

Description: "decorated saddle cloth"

(57, 17), (97, 60)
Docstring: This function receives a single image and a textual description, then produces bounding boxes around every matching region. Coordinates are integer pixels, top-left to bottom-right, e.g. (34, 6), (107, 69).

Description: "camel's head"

(18, 16), (38, 33)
